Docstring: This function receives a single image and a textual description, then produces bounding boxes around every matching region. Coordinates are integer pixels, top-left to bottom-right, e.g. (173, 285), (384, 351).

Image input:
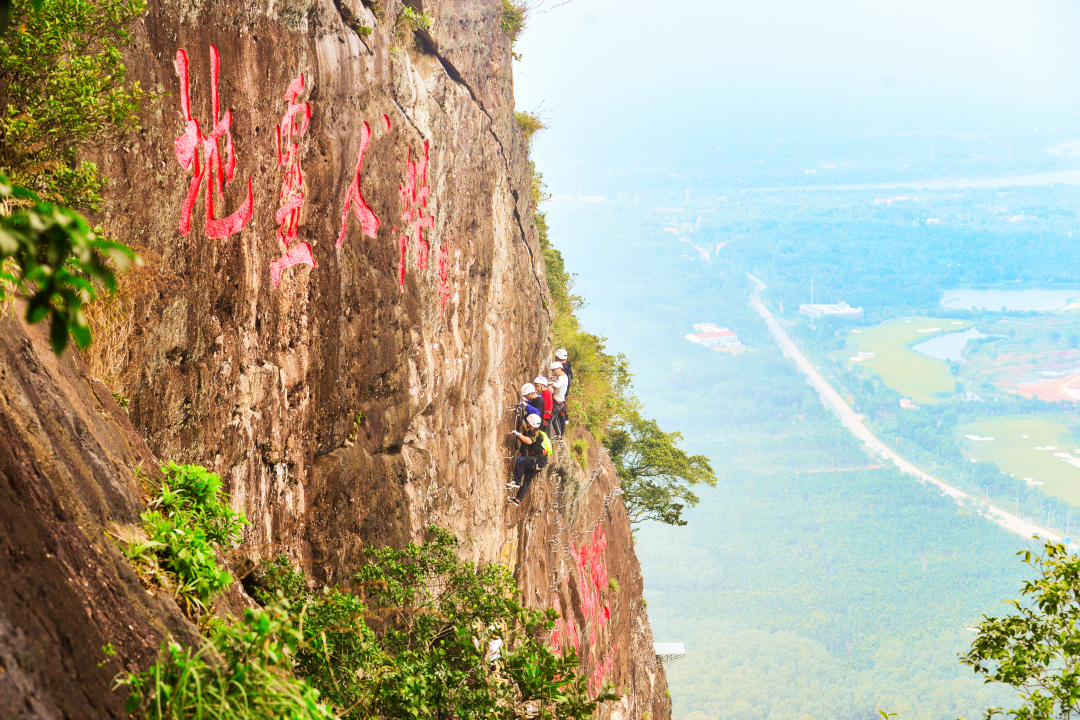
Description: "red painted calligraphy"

(270, 75), (315, 287)
(589, 647), (617, 695)
(398, 142), (435, 287)
(173, 46), (253, 239)
(336, 121), (380, 249)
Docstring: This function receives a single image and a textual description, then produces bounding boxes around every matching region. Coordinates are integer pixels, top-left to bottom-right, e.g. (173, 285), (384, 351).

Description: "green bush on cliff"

(249, 527), (617, 719)
(502, 0), (527, 43)
(0, 0), (145, 211)
(122, 463), (248, 619)
(123, 526), (615, 720)
(118, 602), (333, 720)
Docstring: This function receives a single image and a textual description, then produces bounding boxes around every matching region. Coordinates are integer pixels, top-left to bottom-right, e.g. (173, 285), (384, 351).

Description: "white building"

(799, 301), (864, 319)
(686, 323), (742, 348)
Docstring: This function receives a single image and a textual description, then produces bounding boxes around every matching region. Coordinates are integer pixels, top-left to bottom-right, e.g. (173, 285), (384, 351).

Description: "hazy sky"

(513, 0), (1080, 172)
(515, 0), (1080, 109)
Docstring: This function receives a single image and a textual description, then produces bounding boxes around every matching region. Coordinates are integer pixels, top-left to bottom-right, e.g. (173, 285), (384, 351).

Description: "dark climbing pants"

(514, 455), (548, 501)
(551, 401), (566, 437)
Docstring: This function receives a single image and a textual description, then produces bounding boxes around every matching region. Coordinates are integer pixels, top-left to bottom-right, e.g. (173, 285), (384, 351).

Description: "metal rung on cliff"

(654, 642), (686, 665)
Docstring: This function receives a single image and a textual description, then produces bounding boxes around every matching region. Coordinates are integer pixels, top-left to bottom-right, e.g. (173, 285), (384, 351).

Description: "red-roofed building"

(686, 323), (742, 349)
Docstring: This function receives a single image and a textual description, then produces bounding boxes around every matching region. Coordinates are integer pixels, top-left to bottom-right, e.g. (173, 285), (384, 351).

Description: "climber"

(549, 362), (568, 440)
(520, 382), (545, 420)
(555, 348), (573, 397)
(555, 347), (572, 427)
(487, 627), (503, 671)
(507, 413), (551, 506)
(533, 375), (553, 432)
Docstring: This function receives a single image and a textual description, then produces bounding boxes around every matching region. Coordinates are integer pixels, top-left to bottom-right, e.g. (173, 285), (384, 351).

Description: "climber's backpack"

(538, 430), (552, 456)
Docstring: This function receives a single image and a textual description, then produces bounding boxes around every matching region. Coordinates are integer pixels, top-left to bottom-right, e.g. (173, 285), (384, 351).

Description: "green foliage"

(606, 410), (717, 525)
(638, 465), (1028, 720)
(516, 111), (546, 147)
(252, 527), (618, 719)
(0, 0), (146, 211)
(125, 463), (248, 618)
(501, 0), (526, 43)
(118, 603), (334, 720)
(0, 172), (135, 353)
(963, 541), (1080, 720)
(398, 5), (432, 32)
(608, 578), (619, 593)
(571, 438), (588, 469)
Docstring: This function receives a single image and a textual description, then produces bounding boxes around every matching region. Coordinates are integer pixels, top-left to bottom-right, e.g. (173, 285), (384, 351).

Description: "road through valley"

(747, 273), (1059, 543)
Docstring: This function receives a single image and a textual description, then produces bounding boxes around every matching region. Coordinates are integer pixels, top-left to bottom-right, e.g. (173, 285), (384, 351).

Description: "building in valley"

(799, 301), (864, 319)
(686, 323), (743, 350)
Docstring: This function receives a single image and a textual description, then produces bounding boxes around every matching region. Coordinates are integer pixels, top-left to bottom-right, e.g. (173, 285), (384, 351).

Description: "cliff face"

(0, 1), (669, 717)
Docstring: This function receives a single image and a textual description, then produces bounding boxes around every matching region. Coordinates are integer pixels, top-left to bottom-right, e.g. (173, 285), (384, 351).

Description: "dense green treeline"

(637, 465), (1027, 720)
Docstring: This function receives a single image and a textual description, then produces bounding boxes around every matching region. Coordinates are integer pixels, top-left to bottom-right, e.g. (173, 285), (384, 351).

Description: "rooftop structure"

(654, 643), (686, 665)
(687, 323), (743, 349)
(799, 301), (864, 319)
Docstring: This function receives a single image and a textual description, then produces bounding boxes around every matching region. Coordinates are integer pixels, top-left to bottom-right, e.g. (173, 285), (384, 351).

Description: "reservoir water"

(940, 288), (1080, 312)
(913, 328), (986, 362)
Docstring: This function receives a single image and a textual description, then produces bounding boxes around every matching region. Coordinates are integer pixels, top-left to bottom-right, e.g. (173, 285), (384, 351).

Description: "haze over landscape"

(516, 2), (1080, 718)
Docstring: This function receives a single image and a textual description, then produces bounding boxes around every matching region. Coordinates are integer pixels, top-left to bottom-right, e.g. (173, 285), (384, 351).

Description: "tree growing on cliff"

(606, 411), (717, 526)
(0, 0), (145, 211)
(962, 540), (1080, 720)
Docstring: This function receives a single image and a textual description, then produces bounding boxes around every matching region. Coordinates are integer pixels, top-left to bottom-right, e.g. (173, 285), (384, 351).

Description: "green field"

(959, 415), (1080, 505)
(844, 318), (974, 404)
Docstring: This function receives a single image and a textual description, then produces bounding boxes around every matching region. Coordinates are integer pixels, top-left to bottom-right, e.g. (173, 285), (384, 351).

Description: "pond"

(940, 288), (1080, 312)
(912, 328), (986, 362)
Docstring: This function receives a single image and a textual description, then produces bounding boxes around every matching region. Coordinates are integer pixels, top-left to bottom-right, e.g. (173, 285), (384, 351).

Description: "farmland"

(958, 415), (1080, 507)
(842, 318), (974, 404)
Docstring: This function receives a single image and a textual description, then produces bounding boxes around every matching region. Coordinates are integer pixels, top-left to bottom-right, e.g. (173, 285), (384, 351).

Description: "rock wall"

(0, 0), (670, 717)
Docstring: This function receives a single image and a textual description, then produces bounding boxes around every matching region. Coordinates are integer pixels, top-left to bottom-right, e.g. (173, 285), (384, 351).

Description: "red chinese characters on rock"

(590, 647), (617, 696)
(396, 142), (435, 291)
(553, 528), (615, 693)
(270, 75), (314, 287)
(173, 46), (253, 239)
(336, 121), (380, 250)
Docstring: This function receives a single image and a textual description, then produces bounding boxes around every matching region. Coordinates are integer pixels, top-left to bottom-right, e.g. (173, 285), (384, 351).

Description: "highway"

(747, 273), (1060, 543)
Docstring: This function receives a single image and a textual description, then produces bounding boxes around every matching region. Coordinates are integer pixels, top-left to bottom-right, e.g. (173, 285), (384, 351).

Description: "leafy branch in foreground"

(963, 540), (1080, 720)
(0, 173), (135, 353)
(606, 410), (717, 526)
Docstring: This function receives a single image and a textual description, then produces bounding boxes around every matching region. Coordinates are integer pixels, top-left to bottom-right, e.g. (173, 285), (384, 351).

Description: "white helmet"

(550, 362), (563, 371)
(534, 376), (549, 386)
(526, 413), (541, 428)
(555, 348), (568, 360)
(521, 383), (536, 396)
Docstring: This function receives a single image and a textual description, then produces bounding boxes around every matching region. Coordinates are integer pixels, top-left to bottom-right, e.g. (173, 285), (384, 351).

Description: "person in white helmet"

(555, 348), (572, 397)
(533, 375), (552, 432)
(507, 413), (551, 505)
(518, 383), (542, 430)
(549, 362), (568, 440)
